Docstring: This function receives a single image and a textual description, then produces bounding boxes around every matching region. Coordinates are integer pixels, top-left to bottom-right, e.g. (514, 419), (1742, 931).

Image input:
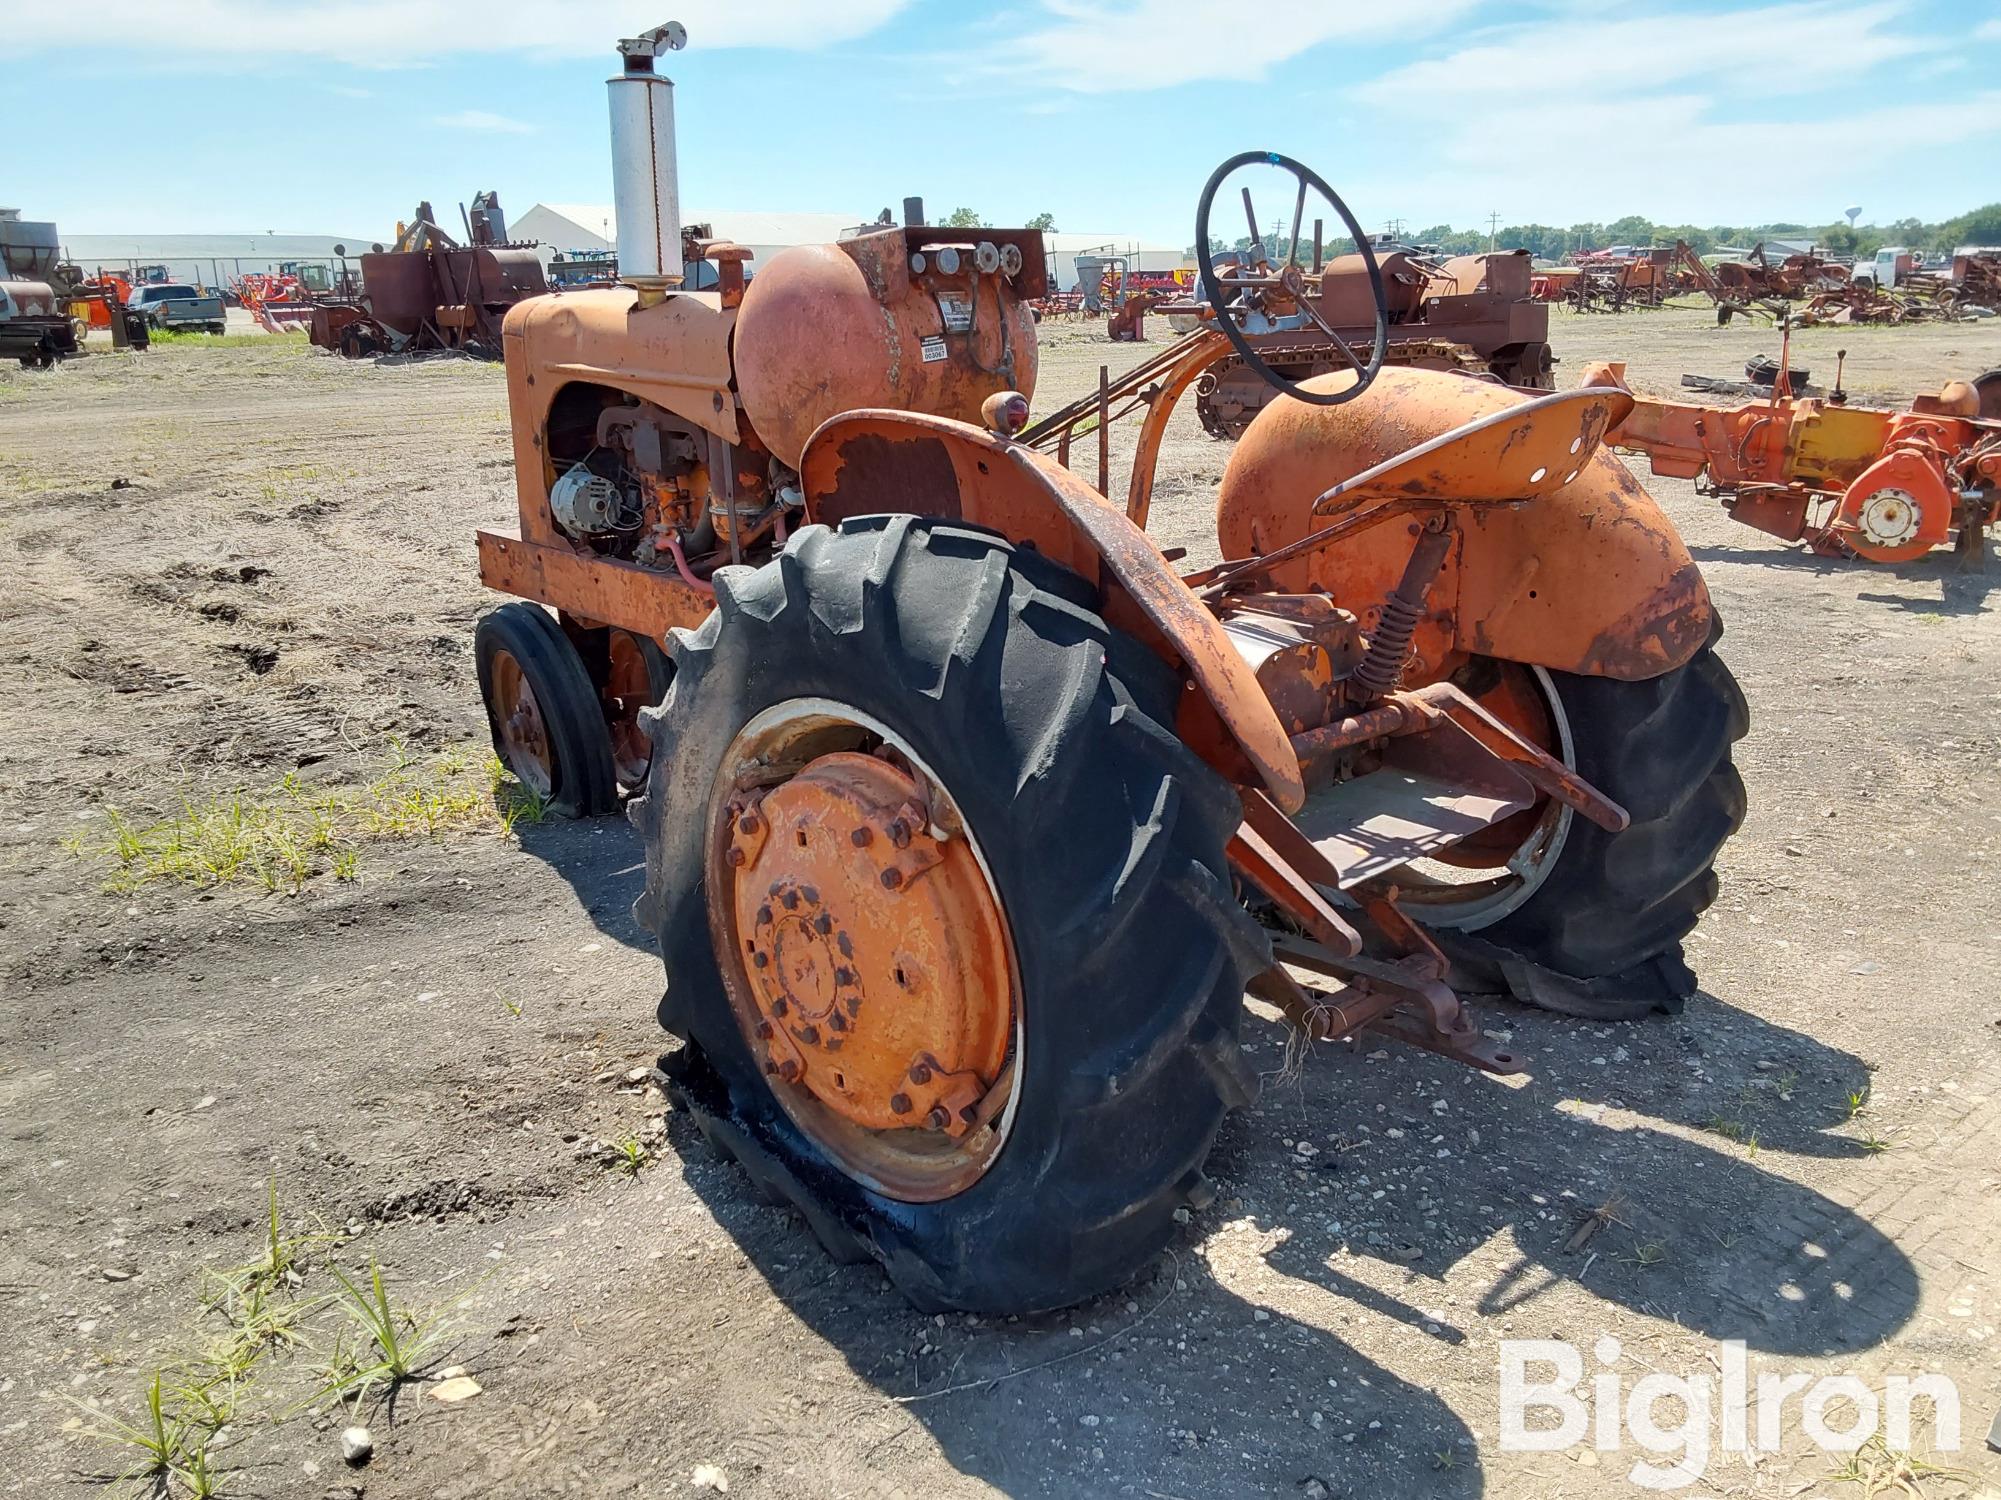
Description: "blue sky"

(8, 0), (1999, 243)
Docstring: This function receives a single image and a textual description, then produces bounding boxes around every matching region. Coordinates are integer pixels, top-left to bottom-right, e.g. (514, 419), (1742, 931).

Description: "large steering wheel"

(1194, 151), (1389, 407)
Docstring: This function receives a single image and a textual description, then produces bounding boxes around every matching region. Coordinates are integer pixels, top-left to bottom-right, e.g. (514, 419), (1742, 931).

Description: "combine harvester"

(469, 25), (1747, 1312)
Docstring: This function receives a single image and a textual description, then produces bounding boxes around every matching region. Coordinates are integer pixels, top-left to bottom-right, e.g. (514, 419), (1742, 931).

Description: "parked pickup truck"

(127, 283), (227, 334)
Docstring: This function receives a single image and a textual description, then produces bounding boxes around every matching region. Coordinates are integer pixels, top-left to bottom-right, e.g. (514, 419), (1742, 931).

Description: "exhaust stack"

(609, 21), (687, 288)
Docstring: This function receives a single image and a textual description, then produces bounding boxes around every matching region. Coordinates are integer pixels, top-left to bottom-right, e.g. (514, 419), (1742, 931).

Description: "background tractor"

(473, 31), (1747, 1313)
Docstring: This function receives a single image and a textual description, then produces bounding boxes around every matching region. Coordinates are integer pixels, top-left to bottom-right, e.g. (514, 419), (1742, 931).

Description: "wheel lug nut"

(751, 951), (768, 968)
(771, 996), (789, 1016)
(908, 1063), (932, 1084)
(880, 868), (903, 889)
(777, 1059), (801, 1082)
(798, 1024), (820, 1044)
(926, 1106), (951, 1130)
(888, 819), (911, 849)
(889, 1093), (912, 1115)
(738, 812), (760, 835)
(725, 847), (746, 867)
(814, 912), (832, 935)
(754, 1020), (773, 1039)
(850, 826), (873, 848)
(828, 1012), (846, 1032)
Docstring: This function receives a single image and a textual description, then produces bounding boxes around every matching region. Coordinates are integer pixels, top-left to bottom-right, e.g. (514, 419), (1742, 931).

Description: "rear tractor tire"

(634, 516), (1269, 1314)
(474, 602), (619, 818)
(1407, 629), (1748, 1018)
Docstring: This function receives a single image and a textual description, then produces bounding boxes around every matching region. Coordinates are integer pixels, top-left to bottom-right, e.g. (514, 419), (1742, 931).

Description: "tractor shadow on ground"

(1228, 986), (1916, 1363)
(659, 1109), (1489, 1499)
(1687, 540), (1997, 616)
(510, 815), (655, 951)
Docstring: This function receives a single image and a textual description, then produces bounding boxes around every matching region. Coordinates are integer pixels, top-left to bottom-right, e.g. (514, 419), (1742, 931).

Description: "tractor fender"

(1216, 366), (1713, 682)
(799, 410), (1305, 812)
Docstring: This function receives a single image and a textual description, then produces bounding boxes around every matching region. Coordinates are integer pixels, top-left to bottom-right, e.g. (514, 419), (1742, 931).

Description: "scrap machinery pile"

(1561, 242), (1713, 313)
(307, 192), (549, 359)
(1148, 241), (1553, 437)
(1589, 352), (2001, 563)
(1712, 242), (1850, 302)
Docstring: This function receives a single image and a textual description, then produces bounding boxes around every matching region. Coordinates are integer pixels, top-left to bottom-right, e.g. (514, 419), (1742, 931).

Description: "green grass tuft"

(65, 745), (541, 893)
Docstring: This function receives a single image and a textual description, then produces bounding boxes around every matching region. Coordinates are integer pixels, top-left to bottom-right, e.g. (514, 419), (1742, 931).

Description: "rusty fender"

(1215, 367), (1713, 682)
(798, 409), (1305, 811)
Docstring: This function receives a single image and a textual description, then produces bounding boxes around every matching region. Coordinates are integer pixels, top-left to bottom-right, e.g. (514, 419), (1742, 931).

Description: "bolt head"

(880, 868), (904, 889)
(738, 812), (760, 834)
(926, 1106), (951, 1130)
(778, 1059), (801, 1082)
(850, 826), (873, 847)
(754, 1020), (773, 1040)
(771, 996), (788, 1015)
(908, 1063), (933, 1084)
(889, 1092), (913, 1115)
(799, 1024), (820, 1044)
(725, 847), (746, 868)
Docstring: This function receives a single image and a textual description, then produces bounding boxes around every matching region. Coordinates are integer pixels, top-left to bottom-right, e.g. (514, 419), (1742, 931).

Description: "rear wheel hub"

(708, 708), (1018, 1201)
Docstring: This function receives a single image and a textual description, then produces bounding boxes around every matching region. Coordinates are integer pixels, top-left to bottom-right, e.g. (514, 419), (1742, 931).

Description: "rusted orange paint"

(1584, 360), (2001, 564)
(733, 232), (1038, 470)
(1216, 366), (1713, 682)
(727, 753), (1012, 1135)
(476, 531), (714, 641)
(800, 409), (1306, 812)
(502, 289), (740, 548)
(1125, 330), (1231, 527)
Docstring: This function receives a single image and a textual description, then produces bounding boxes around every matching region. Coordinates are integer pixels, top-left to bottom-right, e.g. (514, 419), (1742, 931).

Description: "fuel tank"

(733, 227), (1042, 469)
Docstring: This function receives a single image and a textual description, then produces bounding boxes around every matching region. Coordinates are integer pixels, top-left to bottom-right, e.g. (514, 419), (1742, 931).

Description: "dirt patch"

(1, 311), (1999, 1498)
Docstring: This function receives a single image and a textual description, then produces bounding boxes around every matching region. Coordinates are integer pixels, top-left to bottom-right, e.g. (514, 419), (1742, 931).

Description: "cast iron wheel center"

(491, 651), (554, 795)
(603, 630), (656, 785)
(709, 713), (1021, 1203)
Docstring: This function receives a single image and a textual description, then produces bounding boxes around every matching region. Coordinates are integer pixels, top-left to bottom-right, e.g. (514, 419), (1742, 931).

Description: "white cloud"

(1981, 19), (2001, 41)
(1358, 0), (1937, 105)
(1318, 0), (1996, 225)
(9, 0), (911, 63)
(996, 0), (1483, 92)
(1363, 88), (2001, 227)
(432, 109), (535, 134)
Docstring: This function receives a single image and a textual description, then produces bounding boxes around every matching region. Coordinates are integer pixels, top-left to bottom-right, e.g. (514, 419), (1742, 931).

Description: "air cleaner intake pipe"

(609, 21), (687, 288)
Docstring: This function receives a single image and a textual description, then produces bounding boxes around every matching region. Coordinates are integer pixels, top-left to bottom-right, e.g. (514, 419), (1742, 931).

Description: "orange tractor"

(473, 29), (1747, 1313)
(1584, 352), (2001, 564)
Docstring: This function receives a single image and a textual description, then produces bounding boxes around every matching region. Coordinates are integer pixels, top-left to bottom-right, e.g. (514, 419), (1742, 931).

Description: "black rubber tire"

(571, 622), (674, 797)
(1974, 367), (2001, 422)
(1439, 625), (1748, 1015)
(474, 602), (619, 818)
(633, 516), (1269, 1314)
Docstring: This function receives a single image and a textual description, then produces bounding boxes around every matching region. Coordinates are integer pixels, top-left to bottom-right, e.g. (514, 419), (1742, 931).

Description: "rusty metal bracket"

(1234, 790), (1362, 955)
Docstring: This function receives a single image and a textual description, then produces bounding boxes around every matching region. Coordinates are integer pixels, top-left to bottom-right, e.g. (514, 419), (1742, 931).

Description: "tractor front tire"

(634, 517), (1268, 1314)
(474, 603), (618, 818)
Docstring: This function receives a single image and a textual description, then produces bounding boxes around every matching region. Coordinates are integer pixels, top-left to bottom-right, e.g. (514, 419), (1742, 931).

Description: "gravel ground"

(1, 303), (1999, 1499)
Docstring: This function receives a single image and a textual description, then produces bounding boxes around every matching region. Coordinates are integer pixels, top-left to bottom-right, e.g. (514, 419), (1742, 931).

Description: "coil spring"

(1352, 594), (1423, 698)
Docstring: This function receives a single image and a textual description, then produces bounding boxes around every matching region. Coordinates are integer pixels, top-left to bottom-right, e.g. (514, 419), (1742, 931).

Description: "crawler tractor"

(474, 28), (1747, 1313)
